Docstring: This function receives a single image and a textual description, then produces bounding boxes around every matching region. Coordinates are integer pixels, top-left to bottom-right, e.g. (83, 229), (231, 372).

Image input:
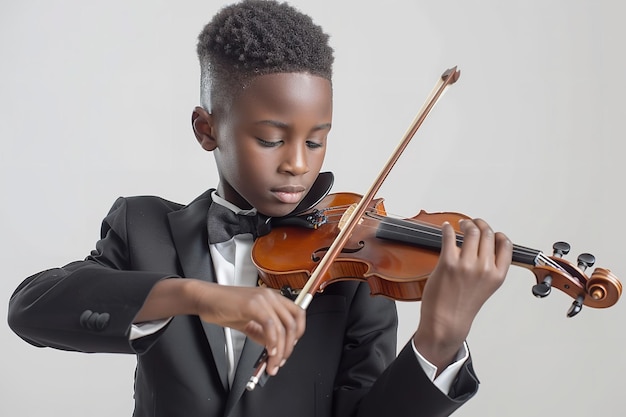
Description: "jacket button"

(95, 313), (110, 330)
(79, 310), (93, 328)
(79, 310), (110, 331)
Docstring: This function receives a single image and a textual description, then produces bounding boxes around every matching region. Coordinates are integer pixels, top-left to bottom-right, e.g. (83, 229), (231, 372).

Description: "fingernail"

(272, 366), (280, 375)
(280, 359), (286, 367)
(293, 339), (298, 346)
(270, 347), (277, 356)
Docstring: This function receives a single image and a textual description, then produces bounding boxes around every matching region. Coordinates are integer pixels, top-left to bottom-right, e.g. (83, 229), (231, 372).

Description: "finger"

(257, 295), (287, 376)
(261, 291), (306, 375)
(439, 221), (460, 263)
(239, 291), (282, 370)
(458, 219), (480, 261)
(472, 218), (496, 262)
(494, 231), (513, 273)
(272, 301), (304, 366)
(243, 320), (267, 347)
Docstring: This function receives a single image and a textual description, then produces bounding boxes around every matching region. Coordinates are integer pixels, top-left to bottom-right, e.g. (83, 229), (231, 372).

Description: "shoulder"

(100, 190), (214, 235)
(120, 195), (185, 217)
(115, 195), (182, 212)
(109, 189), (214, 217)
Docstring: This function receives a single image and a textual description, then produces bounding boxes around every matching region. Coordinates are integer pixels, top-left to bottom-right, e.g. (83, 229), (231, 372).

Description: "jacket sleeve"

(7, 197), (174, 354)
(332, 282), (479, 417)
(354, 343), (479, 417)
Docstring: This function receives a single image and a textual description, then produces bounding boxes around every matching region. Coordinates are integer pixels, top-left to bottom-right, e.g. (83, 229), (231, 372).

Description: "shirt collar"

(211, 191), (257, 216)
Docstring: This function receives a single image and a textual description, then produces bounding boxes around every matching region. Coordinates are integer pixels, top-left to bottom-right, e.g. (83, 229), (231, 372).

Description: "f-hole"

(312, 241), (365, 262)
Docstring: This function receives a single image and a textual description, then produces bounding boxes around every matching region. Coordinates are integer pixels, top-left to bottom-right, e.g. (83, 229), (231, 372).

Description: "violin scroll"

(528, 241), (622, 317)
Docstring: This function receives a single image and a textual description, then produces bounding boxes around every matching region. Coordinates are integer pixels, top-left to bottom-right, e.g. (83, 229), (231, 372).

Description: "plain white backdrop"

(2, 1), (625, 416)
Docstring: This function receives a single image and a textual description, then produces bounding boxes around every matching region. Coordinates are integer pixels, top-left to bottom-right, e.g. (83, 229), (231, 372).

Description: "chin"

(260, 203), (298, 218)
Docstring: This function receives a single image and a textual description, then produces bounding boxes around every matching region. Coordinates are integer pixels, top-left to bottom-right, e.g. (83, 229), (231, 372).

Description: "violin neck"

(375, 216), (540, 267)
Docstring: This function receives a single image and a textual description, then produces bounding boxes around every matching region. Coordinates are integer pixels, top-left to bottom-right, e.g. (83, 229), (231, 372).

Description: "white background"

(1, 1), (625, 416)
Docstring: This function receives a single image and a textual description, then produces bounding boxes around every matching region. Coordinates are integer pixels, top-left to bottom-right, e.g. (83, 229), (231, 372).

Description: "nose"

(279, 142), (309, 176)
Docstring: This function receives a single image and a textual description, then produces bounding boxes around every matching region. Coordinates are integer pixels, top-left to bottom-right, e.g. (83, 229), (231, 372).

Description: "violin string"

(366, 214), (568, 271)
(535, 253), (569, 273)
(306, 205), (568, 272)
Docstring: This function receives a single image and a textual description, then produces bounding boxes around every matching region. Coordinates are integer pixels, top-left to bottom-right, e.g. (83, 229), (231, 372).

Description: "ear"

(191, 106), (217, 151)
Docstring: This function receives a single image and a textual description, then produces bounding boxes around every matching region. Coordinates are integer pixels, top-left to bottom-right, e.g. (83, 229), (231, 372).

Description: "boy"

(8, 1), (512, 416)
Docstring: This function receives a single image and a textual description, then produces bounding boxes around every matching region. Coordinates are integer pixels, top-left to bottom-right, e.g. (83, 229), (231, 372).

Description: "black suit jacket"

(8, 190), (479, 416)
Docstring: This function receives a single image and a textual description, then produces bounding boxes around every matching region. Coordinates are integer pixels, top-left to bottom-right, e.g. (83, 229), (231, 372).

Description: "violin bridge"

(338, 204), (359, 231)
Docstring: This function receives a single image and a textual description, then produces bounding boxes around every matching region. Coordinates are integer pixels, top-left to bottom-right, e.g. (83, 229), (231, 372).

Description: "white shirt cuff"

(130, 318), (172, 340)
(411, 339), (469, 394)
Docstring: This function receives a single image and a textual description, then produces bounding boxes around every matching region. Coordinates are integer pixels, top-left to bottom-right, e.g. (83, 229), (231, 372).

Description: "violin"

(252, 191), (622, 315)
(245, 66), (622, 391)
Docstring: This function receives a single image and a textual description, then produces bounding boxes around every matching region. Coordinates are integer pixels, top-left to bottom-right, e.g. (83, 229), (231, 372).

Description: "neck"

(374, 214), (541, 267)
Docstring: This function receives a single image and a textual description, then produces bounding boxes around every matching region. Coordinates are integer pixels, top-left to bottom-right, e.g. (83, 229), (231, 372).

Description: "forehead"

(229, 73), (333, 122)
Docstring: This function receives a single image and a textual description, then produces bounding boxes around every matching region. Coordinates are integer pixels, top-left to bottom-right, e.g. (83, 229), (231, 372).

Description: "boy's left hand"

(413, 218), (513, 373)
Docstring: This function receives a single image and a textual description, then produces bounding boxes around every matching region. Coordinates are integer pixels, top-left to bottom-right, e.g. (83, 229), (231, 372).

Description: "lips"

(271, 185), (306, 204)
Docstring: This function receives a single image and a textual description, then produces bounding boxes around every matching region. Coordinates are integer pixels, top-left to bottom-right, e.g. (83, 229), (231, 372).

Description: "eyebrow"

(255, 120), (332, 131)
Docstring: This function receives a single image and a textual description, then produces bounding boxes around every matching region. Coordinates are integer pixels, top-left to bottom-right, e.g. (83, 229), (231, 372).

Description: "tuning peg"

(532, 275), (552, 298)
(552, 241), (570, 257)
(577, 253), (595, 271)
(533, 242), (570, 298)
(567, 295), (585, 317)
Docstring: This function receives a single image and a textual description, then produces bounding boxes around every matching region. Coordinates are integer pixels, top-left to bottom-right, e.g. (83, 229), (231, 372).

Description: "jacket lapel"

(224, 338), (265, 416)
(167, 190), (229, 391)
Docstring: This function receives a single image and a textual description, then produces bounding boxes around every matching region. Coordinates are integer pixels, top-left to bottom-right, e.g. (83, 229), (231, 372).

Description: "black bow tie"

(207, 202), (270, 244)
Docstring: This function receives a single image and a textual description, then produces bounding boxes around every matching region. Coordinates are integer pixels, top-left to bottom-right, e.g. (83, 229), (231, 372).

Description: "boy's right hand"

(135, 279), (305, 376)
(192, 282), (306, 375)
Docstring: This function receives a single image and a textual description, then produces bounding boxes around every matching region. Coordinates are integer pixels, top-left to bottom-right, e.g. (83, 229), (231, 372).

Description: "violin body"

(253, 192), (442, 301)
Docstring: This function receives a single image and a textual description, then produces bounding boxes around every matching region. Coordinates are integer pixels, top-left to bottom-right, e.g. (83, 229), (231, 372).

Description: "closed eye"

(256, 137), (283, 147)
(306, 140), (324, 149)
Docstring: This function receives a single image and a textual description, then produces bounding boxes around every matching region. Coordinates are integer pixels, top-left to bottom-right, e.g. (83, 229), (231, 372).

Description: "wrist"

(413, 320), (467, 373)
(185, 279), (215, 317)
(135, 278), (201, 323)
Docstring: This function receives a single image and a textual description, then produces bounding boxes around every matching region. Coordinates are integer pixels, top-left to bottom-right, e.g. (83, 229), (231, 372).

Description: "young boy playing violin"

(8, 1), (512, 416)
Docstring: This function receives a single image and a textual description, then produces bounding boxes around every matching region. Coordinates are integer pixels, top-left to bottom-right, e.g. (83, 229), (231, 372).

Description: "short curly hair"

(197, 0), (334, 111)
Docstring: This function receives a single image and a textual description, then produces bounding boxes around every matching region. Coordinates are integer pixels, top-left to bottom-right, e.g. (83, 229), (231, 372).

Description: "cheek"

(231, 145), (269, 183)
(310, 148), (327, 171)
(216, 132), (251, 171)
(237, 154), (261, 180)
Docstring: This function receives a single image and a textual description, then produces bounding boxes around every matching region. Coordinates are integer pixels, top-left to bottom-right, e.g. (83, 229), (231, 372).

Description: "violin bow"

(246, 67), (461, 391)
